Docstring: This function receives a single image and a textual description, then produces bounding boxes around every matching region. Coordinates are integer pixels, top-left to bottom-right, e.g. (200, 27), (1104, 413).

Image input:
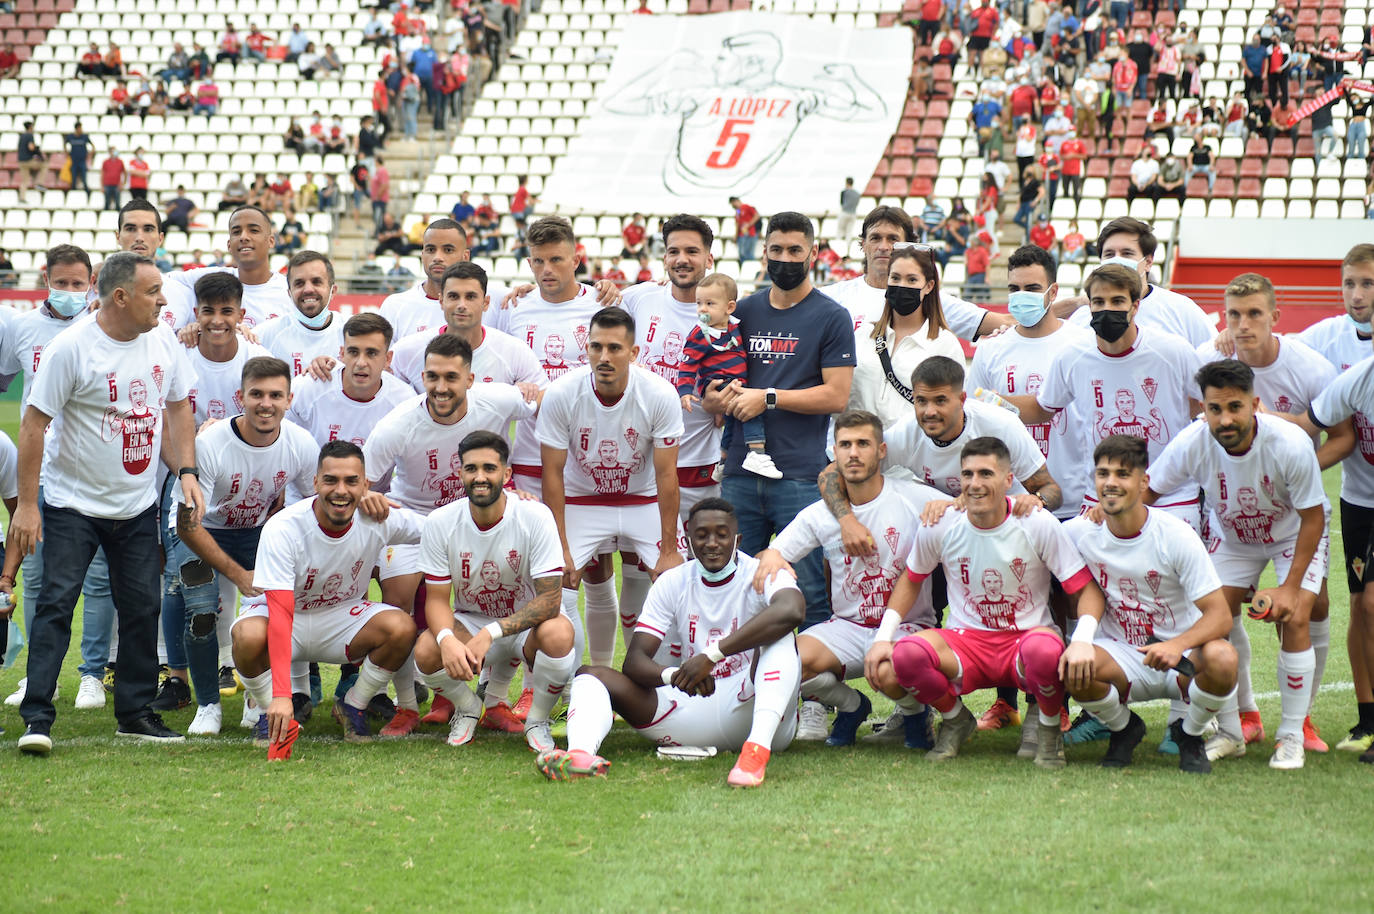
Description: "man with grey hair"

(1, 252), (205, 755)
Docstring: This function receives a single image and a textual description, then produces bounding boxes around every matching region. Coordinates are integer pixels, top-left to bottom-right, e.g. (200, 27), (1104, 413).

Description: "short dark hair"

(1097, 216), (1158, 259)
(458, 430), (509, 465)
(765, 211), (815, 244)
(661, 213), (714, 250)
(961, 436), (1011, 467)
(343, 312), (393, 347)
(45, 243), (92, 274)
(241, 356), (292, 388)
(229, 204), (275, 230)
(1007, 244), (1058, 283)
(317, 439), (364, 469)
(526, 215), (576, 248)
(1196, 358), (1255, 395)
(425, 331), (474, 365)
(861, 206), (916, 242)
(118, 199), (163, 235)
(194, 271), (244, 308)
(1093, 434), (1150, 472)
(687, 496), (737, 528)
(833, 409), (884, 442)
(1084, 264), (1143, 302)
(590, 305), (636, 337)
(911, 355), (965, 390)
(287, 250), (334, 286)
(426, 217), (464, 234)
(442, 261), (488, 294)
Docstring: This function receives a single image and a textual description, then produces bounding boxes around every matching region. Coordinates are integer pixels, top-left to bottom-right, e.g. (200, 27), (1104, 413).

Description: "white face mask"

(1100, 255), (1141, 273)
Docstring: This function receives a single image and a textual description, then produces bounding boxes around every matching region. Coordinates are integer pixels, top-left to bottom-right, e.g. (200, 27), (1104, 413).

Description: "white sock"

(1214, 688), (1244, 743)
(1184, 681), (1233, 737)
(241, 669), (273, 711)
(894, 694), (925, 715)
(1231, 616), (1256, 712)
(745, 635), (801, 749)
(1038, 709), (1060, 728)
(1276, 647), (1316, 740)
(1079, 685), (1132, 731)
(484, 654), (522, 709)
(1167, 698), (1187, 725)
(801, 672), (862, 713)
(216, 599), (234, 667)
(1308, 617), (1330, 714)
(344, 657), (393, 709)
(619, 565), (651, 641)
(525, 648), (577, 724)
(941, 698), (968, 721)
(582, 579), (617, 667)
(566, 672), (614, 754)
(391, 655), (418, 711)
(290, 661), (309, 696)
(419, 667), (482, 717)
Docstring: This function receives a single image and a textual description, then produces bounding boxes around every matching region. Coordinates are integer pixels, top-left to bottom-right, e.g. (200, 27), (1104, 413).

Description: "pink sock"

(1017, 631), (1066, 717)
(892, 636), (957, 713)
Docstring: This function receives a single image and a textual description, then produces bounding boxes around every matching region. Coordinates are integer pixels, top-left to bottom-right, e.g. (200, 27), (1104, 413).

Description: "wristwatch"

(178, 466), (200, 479)
(765, 388), (777, 410)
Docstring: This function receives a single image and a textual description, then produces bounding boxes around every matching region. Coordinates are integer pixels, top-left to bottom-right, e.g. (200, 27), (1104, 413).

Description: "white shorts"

(800, 616), (925, 680)
(377, 542), (421, 580)
(566, 503), (663, 569)
(1207, 533), (1329, 595)
(452, 601), (582, 672)
(512, 473), (543, 501)
(1099, 637), (1185, 703)
(635, 672), (799, 752)
(233, 598), (397, 665)
(675, 483), (721, 557)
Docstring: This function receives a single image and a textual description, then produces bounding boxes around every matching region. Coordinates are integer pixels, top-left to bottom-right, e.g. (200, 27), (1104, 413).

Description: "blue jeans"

(720, 414), (765, 452)
(736, 234), (757, 263)
(172, 525), (261, 706)
(401, 97), (420, 137)
(1347, 119), (1368, 160)
(21, 503), (162, 729)
(720, 475), (829, 628)
(1109, 1), (1130, 29)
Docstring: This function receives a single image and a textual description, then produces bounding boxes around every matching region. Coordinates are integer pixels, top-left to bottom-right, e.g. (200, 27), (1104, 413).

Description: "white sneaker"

(240, 699), (262, 729)
(1269, 733), (1305, 770)
(863, 708), (906, 744)
(188, 703), (223, 736)
(524, 719), (556, 753)
(1204, 732), (1247, 761)
(796, 700), (829, 740)
(4, 678), (56, 706)
(741, 450), (783, 480)
(447, 711), (480, 747)
(75, 675), (106, 709)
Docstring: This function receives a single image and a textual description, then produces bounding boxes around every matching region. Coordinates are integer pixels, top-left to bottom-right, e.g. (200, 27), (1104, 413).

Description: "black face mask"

(1090, 309), (1132, 343)
(885, 285), (924, 317)
(766, 258), (808, 291)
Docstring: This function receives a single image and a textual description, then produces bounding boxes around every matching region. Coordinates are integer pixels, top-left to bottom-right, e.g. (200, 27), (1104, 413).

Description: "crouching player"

(536, 498), (802, 788)
(231, 441), (421, 758)
(866, 437), (1098, 769)
(414, 431), (577, 752)
(1061, 436), (1238, 773)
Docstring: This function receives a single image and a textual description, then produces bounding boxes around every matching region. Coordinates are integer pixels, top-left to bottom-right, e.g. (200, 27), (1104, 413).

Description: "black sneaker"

(18, 723), (52, 756)
(292, 692), (313, 725)
(149, 675), (192, 711)
(1360, 742), (1374, 765)
(218, 666), (241, 696)
(102, 663), (117, 693)
(366, 692), (397, 722)
(1172, 719), (1212, 774)
(115, 712), (185, 743)
(414, 682), (430, 707)
(1100, 711), (1147, 768)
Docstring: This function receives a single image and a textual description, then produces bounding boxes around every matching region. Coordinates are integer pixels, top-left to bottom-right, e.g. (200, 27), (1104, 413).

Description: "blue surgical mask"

(1100, 255), (1141, 272)
(1007, 290), (1049, 327)
(47, 287), (87, 318)
(696, 552), (738, 583)
(1348, 314), (1373, 334)
(296, 305), (333, 330)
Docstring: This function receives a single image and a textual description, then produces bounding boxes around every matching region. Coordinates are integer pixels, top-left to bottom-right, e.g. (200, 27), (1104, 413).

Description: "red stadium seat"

(909, 177), (934, 197)
(1186, 176), (1209, 197)
(927, 100), (950, 119)
(904, 99), (926, 119)
(884, 177), (908, 196)
(1237, 178), (1262, 199)
(891, 138), (915, 157)
(1108, 178), (1130, 197)
(1213, 177), (1236, 198)
(897, 118), (919, 138)
(1296, 9), (1317, 25)
(864, 177), (884, 197)
(890, 158), (914, 178)
(872, 158), (891, 178)
(878, 13), (899, 27)
(1266, 159), (1290, 179)
(1216, 158), (1238, 178)
(1240, 158), (1262, 178)
(915, 158), (939, 179)
(1086, 158), (1110, 178)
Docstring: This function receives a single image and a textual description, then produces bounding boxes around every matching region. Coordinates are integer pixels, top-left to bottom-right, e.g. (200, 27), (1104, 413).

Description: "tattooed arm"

(1012, 463), (1063, 515)
(818, 460), (875, 557)
(432, 575), (563, 679)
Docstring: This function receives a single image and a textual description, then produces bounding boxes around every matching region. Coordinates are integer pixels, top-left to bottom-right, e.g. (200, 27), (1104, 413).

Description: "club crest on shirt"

(574, 324), (589, 352)
(883, 526), (900, 554)
(351, 559), (365, 581)
(1260, 474), (1275, 501)
(1274, 395), (1292, 413)
(1141, 377), (1158, 403)
(1145, 569), (1162, 595)
(1009, 557), (1027, 582)
(152, 364), (164, 392)
(506, 548), (521, 573)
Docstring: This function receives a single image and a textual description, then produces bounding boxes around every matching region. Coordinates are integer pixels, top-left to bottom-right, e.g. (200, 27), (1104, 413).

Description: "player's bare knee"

(534, 615), (575, 656)
(231, 620), (268, 674)
(1195, 639), (1238, 686)
(413, 630), (441, 673)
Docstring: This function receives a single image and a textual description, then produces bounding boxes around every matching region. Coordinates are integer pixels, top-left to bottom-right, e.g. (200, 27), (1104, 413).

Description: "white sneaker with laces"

(524, 719), (556, 753)
(741, 450), (783, 480)
(1204, 732), (1247, 761)
(240, 699), (262, 729)
(189, 703), (223, 736)
(4, 678), (56, 706)
(75, 675), (106, 709)
(796, 700), (829, 740)
(1268, 733), (1305, 770)
(863, 708), (906, 744)
(447, 711), (480, 747)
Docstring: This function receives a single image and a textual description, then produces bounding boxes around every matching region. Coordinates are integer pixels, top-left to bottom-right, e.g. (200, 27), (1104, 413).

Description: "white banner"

(541, 11), (913, 218)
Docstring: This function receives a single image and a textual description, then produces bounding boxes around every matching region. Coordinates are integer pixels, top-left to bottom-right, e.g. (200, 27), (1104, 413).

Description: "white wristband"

(482, 621), (503, 641)
(661, 666), (678, 686)
(436, 628), (455, 647)
(1070, 615), (1099, 645)
(704, 643), (725, 663)
(874, 609), (903, 643)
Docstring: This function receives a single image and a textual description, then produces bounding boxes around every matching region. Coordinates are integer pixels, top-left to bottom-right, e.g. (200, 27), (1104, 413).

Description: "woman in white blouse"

(847, 243), (965, 431)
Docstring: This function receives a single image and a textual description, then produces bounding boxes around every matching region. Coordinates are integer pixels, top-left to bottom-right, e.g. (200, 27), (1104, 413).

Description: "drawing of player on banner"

(601, 31), (886, 196)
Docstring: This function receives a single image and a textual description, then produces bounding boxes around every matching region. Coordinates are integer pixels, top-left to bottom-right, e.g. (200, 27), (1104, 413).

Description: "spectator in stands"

(1224, 91), (1247, 137)
(298, 42), (322, 80)
(931, 28), (961, 66)
(450, 191), (475, 226)
(1008, 77), (1040, 130)
(102, 43), (126, 78)
(0, 249), (16, 288)
(100, 150), (126, 211)
(933, 206), (970, 267)
(1038, 143), (1062, 213)
(965, 233), (991, 301)
(357, 115), (382, 165)
(730, 196), (759, 263)
(0, 41), (18, 80)
(1185, 132), (1215, 192)
(1014, 120), (1038, 181)
(193, 78), (219, 118)
(1012, 164), (1045, 242)
(319, 44), (343, 78)
(621, 214), (647, 259)
(1310, 97), (1338, 161)
(77, 42), (103, 78)
(188, 43), (212, 80)
(916, 0), (943, 47)
(1125, 29), (1153, 101)
(350, 158), (371, 221)
(246, 173), (272, 210)
(1288, 40), (1312, 97)
(245, 24), (270, 63)
(410, 38), (438, 115)
(156, 43), (190, 84)
(386, 253), (415, 293)
(1179, 28), (1204, 100)
(1346, 87), (1370, 161)
(284, 118), (307, 155)
(163, 186), (199, 234)
(298, 172), (319, 212)
(1242, 32), (1267, 100)
(919, 198), (945, 239)
(285, 23), (311, 63)
(323, 119), (348, 155)
(1061, 219), (1086, 263)
(370, 156), (391, 226)
(1267, 37), (1292, 108)
(447, 45), (471, 119)
(318, 174), (341, 213)
(275, 207), (306, 254)
(217, 24), (242, 70)
(1155, 33), (1180, 102)
(1126, 146), (1161, 202)
(269, 173), (293, 212)
(108, 80), (134, 116)
(374, 214), (413, 256)
(1110, 50), (1136, 131)
(399, 65), (421, 139)
(220, 174), (249, 211)
(16, 120), (42, 194)
(1157, 153), (1186, 201)
(1143, 99), (1175, 145)
(63, 123), (93, 191)
(966, 0), (999, 76)
(169, 81), (194, 111)
(971, 90), (1002, 156)
(362, 10), (391, 48)
(1246, 95), (1298, 154)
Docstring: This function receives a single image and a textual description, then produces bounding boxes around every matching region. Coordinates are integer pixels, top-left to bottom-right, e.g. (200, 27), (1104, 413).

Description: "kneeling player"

(1061, 436), (1238, 773)
(536, 498), (803, 787)
(866, 438), (1098, 769)
(232, 441), (422, 758)
(414, 431), (577, 751)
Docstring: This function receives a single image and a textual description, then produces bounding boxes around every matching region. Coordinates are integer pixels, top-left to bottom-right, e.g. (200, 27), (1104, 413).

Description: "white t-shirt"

(419, 496), (564, 619)
(253, 498), (423, 610)
(850, 320), (966, 432)
(823, 277), (986, 341)
(536, 365), (684, 503)
(363, 385), (537, 513)
(0, 431), (17, 539)
(884, 397), (1046, 497)
(635, 551), (800, 681)
(1196, 336), (1336, 418)
(622, 282), (722, 471)
(1064, 509), (1219, 645)
(186, 340), (272, 425)
(381, 279), (514, 341)
(29, 318), (194, 519)
(1069, 283), (1216, 347)
(256, 312), (346, 377)
(1129, 158), (1160, 187)
(163, 267), (291, 329)
(1037, 328), (1202, 508)
(906, 503), (1091, 632)
(771, 476), (941, 627)
(1148, 414), (1327, 546)
(967, 321), (1095, 518)
(1297, 316), (1374, 507)
(286, 365), (415, 448)
(0, 305), (90, 407)
(390, 325), (547, 393)
(174, 417), (318, 529)
(1310, 354), (1374, 508)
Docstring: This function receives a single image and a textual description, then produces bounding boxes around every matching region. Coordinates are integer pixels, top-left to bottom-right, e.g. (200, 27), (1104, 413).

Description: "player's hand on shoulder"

(512, 487), (540, 502)
(176, 323), (200, 348)
(238, 322), (261, 344)
(357, 491), (395, 522)
(752, 548), (792, 593)
(1082, 503), (1106, 524)
(920, 498), (959, 526)
(516, 381), (541, 403)
(503, 284), (532, 308)
(591, 279), (622, 306)
(308, 355), (336, 381)
(1009, 493), (1044, 517)
(1211, 327), (1238, 357)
